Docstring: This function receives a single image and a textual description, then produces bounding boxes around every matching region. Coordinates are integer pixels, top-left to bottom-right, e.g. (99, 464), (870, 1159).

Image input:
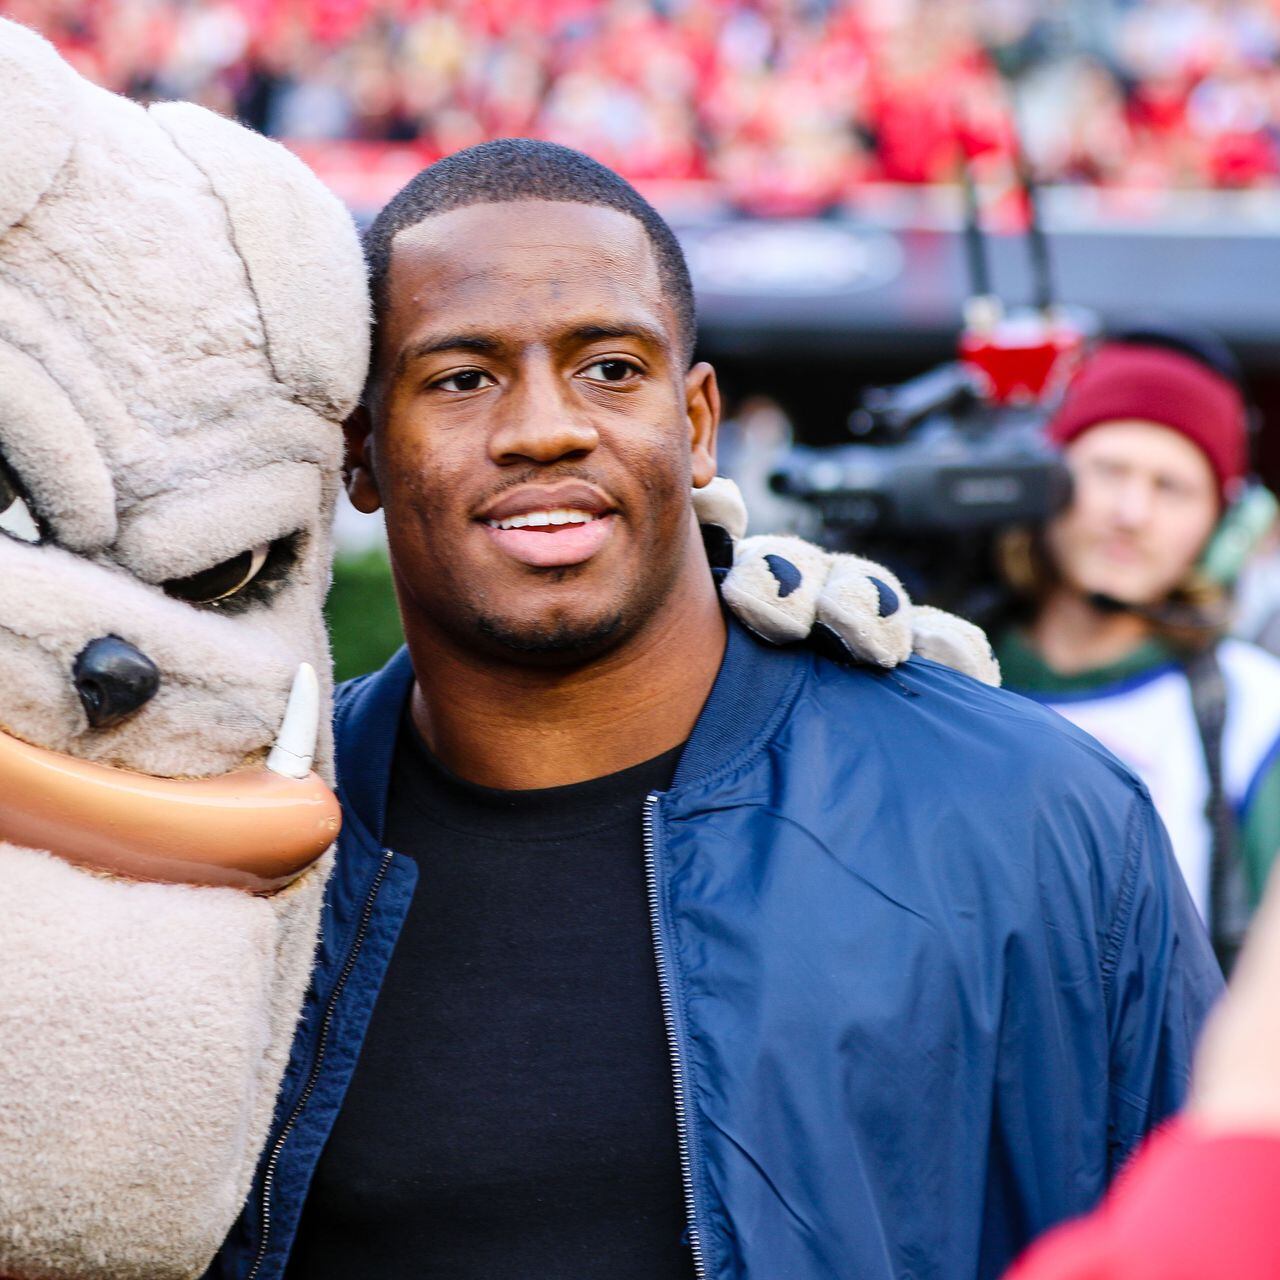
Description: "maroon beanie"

(1048, 342), (1248, 502)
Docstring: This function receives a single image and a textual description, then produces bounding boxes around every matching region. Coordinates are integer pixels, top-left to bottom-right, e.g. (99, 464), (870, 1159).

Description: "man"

(994, 330), (1280, 966)
(209, 141), (1220, 1280)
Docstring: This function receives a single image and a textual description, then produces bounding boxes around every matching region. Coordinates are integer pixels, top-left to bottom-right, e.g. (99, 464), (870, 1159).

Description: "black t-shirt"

(286, 711), (695, 1279)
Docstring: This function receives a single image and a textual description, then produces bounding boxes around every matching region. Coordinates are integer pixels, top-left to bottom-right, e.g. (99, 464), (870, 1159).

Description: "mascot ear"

(148, 102), (370, 420)
(0, 21), (77, 236)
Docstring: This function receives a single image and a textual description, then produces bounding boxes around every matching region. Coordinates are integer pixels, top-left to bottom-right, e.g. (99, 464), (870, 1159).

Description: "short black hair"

(363, 138), (696, 369)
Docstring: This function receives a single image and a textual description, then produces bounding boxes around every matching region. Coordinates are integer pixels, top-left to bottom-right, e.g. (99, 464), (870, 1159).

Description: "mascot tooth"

(0, 17), (366, 1279)
(267, 662), (323, 779)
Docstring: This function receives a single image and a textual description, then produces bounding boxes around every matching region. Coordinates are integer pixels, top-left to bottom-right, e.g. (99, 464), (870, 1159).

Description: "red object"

(1006, 1120), (1280, 1280)
(1208, 130), (1279, 188)
(1048, 342), (1249, 500)
(960, 321), (1087, 405)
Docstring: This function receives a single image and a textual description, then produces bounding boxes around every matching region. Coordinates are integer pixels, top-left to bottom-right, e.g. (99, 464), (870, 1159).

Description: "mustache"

(475, 465), (620, 509)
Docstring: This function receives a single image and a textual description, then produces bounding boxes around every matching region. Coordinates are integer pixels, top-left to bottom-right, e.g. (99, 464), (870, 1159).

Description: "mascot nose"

(73, 636), (161, 729)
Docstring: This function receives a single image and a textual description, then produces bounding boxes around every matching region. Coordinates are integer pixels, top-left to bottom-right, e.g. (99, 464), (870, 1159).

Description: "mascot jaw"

(0, 664), (339, 893)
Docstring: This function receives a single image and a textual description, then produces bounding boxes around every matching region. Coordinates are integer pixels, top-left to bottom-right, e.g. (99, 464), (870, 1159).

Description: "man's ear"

(342, 405), (382, 514)
(686, 361), (720, 489)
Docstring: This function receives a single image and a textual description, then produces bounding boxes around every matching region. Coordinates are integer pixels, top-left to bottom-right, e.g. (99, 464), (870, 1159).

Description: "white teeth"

(487, 508), (598, 531)
(266, 663), (320, 780)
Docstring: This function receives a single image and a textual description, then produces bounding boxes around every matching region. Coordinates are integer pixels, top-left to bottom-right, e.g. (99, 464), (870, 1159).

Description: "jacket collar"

(333, 645), (415, 846)
(671, 614), (806, 790)
(333, 616), (806, 842)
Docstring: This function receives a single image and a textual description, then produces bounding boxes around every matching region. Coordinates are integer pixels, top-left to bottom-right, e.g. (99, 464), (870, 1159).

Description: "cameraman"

(994, 330), (1280, 967)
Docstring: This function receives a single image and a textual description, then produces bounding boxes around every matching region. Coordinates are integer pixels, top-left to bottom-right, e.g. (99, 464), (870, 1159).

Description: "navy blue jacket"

(209, 620), (1222, 1280)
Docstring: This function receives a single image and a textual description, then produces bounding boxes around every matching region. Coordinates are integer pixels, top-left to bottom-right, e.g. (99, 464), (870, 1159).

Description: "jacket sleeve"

(1005, 1121), (1280, 1280)
(1101, 791), (1223, 1169)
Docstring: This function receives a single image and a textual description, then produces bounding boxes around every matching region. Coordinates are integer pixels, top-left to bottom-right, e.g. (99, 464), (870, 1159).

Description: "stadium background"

(16, 0), (1280, 675)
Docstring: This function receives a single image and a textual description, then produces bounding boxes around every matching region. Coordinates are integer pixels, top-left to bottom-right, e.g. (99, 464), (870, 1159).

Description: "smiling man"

(348, 184), (725, 788)
(208, 142), (1221, 1280)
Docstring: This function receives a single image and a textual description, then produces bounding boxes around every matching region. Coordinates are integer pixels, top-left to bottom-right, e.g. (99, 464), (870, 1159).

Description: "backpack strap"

(1184, 643), (1250, 974)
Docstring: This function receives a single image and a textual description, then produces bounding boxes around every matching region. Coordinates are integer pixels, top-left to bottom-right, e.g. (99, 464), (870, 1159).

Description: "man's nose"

(73, 635), (161, 729)
(489, 364), (599, 464)
(1111, 478), (1155, 527)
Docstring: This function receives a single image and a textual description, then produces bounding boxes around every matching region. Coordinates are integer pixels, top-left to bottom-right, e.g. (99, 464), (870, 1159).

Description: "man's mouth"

(485, 507), (601, 531)
(0, 664), (340, 893)
(477, 483), (617, 568)
(1096, 540), (1146, 565)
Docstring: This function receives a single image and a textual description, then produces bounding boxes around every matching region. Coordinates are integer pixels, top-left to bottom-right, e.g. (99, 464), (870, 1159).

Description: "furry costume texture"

(0, 20), (367, 1279)
(693, 479), (1001, 684)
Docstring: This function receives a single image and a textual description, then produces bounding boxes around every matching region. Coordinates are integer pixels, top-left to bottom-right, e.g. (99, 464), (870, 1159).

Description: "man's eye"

(0, 454), (41, 545)
(581, 359), (640, 383)
(435, 370), (493, 392)
(162, 543), (271, 605)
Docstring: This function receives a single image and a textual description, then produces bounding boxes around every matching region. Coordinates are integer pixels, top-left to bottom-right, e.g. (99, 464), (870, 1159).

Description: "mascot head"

(0, 21), (371, 1278)
(0, 20), (369, 888)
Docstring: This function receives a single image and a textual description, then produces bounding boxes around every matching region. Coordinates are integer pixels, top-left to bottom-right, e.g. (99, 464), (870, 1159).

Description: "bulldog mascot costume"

(0, 17), (365, 1278)
(0, 20), (994, 1279)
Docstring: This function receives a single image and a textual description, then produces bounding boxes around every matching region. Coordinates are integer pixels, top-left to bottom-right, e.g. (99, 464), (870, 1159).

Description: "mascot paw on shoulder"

(0, 19), (366, 1279)
(694, 478), (1000, 686)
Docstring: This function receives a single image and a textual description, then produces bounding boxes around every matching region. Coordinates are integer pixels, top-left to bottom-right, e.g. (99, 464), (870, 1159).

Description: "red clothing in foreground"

(1007, 1120), (1280, 1280)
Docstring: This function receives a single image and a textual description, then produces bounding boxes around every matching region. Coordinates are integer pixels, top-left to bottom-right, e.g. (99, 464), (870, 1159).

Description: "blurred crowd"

(15, 0), (1280, 213)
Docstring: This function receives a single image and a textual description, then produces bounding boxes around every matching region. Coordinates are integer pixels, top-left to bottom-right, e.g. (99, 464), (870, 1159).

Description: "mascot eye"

(163, 542), (272, 606)
(0, 455), (41, 545)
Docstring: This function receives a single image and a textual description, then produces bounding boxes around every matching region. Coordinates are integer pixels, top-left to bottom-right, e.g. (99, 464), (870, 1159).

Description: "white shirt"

(1026, 639), (1280, 921)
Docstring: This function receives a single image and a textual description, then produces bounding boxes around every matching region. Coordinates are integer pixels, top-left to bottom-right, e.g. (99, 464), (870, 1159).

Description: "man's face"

(349, 200), (717, 662)
(1045, 419), (1220, 606)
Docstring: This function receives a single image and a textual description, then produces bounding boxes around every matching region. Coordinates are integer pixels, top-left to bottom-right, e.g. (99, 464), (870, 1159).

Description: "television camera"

(769, 168), (1091, 619)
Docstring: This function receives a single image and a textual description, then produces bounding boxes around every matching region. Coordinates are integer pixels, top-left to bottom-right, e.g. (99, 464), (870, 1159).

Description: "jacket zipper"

(644, 793), (708, 1279)
(245, 848), (395, 1280)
